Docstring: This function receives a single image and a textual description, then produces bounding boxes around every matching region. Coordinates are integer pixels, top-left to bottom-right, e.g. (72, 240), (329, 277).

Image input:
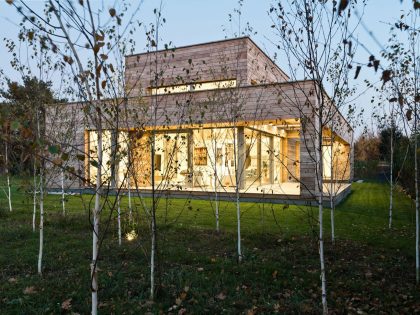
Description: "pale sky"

(0, 0), (413, 136)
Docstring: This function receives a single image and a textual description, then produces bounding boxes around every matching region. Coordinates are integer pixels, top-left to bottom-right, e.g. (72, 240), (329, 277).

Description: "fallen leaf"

(61, 298), (72, 310)
(23, 286), (37, 294)
(8, 277), (17, 283)
(215, 292), (226, 300)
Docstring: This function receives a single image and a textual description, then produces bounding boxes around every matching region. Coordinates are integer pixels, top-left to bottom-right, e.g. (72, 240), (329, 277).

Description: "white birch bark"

(91, 128), (102, 315)
(127, 165), (132, 223)
(5, 140), (12, 212)
(117, 194), (122, 246)
(330, 124), (335, 244)
(389, 117), (394, 229)
(61, 169), (66, 216)
(37, 163), (44, 275)
(415, 98), (419, 283)
(234, 128), (242, 262)
(213, 134), (219, 232)
(37, 111), (44, 275)
(317, 99), (328, 315)
(33, 161), (37, 232)
(150, 132), (156, 300)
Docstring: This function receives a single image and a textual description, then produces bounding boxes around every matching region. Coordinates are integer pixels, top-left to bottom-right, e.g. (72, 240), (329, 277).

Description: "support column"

(237, 126), (246, 190)
(110, 129), (118, 189)
(257, 132), (262, 185)
(269, 136), (274, 184)
(186, 130), (194, 188)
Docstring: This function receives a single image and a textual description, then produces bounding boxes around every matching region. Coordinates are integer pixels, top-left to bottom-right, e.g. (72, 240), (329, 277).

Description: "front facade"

(46, 37), (353, 204)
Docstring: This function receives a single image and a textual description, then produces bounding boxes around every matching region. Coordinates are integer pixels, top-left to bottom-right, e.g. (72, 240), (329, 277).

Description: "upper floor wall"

(124, 37), (289, 97)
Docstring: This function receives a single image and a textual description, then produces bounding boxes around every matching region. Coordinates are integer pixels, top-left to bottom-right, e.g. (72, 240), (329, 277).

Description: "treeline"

(355, 127), (418, 198)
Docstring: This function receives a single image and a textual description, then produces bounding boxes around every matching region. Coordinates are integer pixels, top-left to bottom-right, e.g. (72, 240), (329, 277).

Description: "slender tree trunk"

(33, 160), (37, 232)
(127, 172), (133, 223)
(330, 125), (335, 244)
(234, 128), (242, 263)
(318, 105), (328, 314)
(127, 144), (133, 223)
(92, 125), (102, 315)
(415, 103), (419, 283)
(150, 132), (157, 300)
(37, 162), (44, 275)
(37, 112), (44, 275)
(5, 140), (12, 212)
(213, 135), (219, 232)
(236, 189), (242, 262)
(61, 169), (66, 216)
(389, 120), (394, 229)
(117, 194), (122, 246)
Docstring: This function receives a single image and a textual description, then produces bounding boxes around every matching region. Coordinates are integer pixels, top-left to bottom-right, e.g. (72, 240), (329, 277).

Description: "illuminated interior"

(149, 79), (237, 95)
(85, 120), (350, 195)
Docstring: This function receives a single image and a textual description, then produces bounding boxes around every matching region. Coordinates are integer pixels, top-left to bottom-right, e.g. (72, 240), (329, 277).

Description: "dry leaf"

(180, 292), (187, 300)
(8, 277), (17, 283)
(23, 286), (37, 294)
(61, 298), (72, 310)
(215, 292), (226, 300)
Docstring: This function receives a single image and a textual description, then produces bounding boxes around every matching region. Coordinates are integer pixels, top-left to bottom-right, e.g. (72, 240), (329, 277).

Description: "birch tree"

(270, 1), (358, 312)
(7, 1), (144, 313)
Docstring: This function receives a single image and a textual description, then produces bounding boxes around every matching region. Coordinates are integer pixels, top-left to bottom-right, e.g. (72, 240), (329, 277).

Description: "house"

(46, 37), (353, 205)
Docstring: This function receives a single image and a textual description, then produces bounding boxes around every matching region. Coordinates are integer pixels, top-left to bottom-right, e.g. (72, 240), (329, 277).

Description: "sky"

(0, 0), (414, 136)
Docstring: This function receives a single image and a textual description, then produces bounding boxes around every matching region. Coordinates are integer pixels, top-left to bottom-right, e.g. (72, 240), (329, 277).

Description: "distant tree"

(0, 77), (55, 174)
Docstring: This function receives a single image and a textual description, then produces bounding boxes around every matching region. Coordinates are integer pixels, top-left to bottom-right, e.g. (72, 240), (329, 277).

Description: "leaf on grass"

(23, 286), (37, 294)
(178, 308), (187, 315)
(61, 298), (72, 310)
(215, 292), (226, 300)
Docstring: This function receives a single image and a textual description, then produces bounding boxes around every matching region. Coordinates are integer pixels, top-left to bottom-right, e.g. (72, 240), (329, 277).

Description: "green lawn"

(0, 180), (419, 314)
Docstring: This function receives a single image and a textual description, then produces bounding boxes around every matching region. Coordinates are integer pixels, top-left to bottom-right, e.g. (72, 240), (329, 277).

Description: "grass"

(0, 179), (419, 314)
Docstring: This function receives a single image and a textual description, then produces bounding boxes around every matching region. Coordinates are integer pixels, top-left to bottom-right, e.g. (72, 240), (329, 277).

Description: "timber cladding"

(44, 36), (353, 201)
(125, 37), (288, 97)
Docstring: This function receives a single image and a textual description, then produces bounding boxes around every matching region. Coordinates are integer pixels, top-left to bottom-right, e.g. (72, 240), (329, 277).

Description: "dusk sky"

(0, 0), (414, 135)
